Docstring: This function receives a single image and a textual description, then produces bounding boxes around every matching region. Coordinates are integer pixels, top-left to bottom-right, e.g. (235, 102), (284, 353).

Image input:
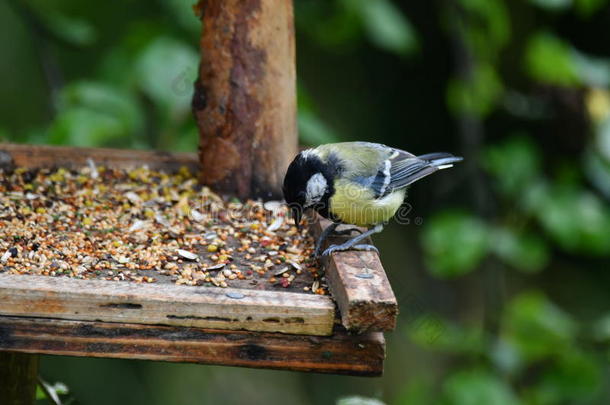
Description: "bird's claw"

(321, 243), (379, 256)
(313, 245), (323, 258)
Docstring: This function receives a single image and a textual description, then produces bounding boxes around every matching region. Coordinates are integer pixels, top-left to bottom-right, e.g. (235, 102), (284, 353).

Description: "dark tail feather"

(382, 151), (463, 193)
(417, 152), (463, 169)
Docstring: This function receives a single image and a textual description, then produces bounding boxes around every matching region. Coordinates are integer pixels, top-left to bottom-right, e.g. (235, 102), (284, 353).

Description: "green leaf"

(482, 136), (541, 197)
(442, 369), (521, 405)
(490, 227), (549, 273)
(524, 32), (579, 86)
(592, 313), (610, 342)
(447, 64), (503, 117)
(528, 0), (572, 11)
(36, 385), (46, 400)
(28, 4), (97, 46)
(49, 107), (125, 147)
(526, 351), (601, 404)
(298, 84), (340, 145)
(535, 185), (610, 255)
(502, 292), (577, 361)
(407, 316), (486, 354)
(99, 22), (167, 88)
(490, 338), (523, 376)
(298, 110), (340, 146)
(394, 378), (436, 405)
(595, 117), (610, 160)
(135, 37), (199, 116)
(38, 379), (69, 404)
(296, 0), (362, 50)
(358, 0), (418, 56)
(49, 82), (144, 148)
(572, 51), (610, 87)
(160, 0), (201, 36)
(58, 81), (143, 134)
(170, 125), (199, 152)
(422, 211), (489, 278)
(574, 0), (608, 17)
(459, 0), (511, 52)
(584, 147), (610, 199)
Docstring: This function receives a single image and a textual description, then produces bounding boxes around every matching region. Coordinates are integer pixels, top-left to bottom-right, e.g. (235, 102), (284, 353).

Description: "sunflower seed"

(1, 250), (11, 263)
(177, 249), (198, 261)
(266, 217), (283, 232)
(274, 267), (290, 276)
(128, 220), (146, 232)
(155, 214), (170, 227)
(124, 192), (141, 204)
(263, 200), (283, 213)
(190, 209), (205, 222)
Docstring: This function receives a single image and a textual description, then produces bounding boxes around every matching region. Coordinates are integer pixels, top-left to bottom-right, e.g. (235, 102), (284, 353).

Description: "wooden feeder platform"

(0, 144), (398, 376)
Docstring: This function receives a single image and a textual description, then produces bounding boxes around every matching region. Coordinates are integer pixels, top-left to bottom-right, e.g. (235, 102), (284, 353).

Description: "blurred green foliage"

(1, 0), (610, 404)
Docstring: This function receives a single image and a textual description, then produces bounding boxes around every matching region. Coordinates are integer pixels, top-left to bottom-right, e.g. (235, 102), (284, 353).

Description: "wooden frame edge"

(0, 316), (385, 376)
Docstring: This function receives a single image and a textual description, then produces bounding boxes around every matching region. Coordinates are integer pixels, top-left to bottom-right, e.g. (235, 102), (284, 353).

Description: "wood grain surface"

(0, 143), (198, 172)
(0, 316), (385, 376)
(0, 273), (335, 336)
(311, 218), (398, 333)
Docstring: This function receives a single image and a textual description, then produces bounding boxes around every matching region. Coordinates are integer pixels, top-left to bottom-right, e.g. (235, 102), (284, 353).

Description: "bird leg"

(332, 227), (364, 236)
(313, 223), (365, 257)
(313, 223), (339, 257)
(321, 224), (383, 256)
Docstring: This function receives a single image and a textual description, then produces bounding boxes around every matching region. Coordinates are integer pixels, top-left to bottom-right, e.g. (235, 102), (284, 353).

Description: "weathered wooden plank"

(0, 273), (335, 336)
(310, 218), (398, 333)
(0, 316), (385, 376)
(0, 143), (198, 172)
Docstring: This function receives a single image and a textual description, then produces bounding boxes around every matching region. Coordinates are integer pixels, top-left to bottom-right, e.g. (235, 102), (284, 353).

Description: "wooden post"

(192, 0), (298, 200)
(311, 218), (398, 333)
(0, 352), (39, 405)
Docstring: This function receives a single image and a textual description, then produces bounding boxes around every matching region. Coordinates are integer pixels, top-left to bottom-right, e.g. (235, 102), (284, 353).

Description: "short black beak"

(291, 205), (302, 230)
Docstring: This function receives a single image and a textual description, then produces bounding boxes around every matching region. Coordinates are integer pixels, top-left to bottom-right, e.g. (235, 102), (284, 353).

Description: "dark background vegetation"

(2, 0), (610, 403)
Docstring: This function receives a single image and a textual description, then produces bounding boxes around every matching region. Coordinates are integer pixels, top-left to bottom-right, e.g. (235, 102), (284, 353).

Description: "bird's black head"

(282, 150), (335, 227)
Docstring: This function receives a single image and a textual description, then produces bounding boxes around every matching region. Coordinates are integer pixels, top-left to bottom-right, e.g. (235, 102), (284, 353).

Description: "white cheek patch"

(305, 173), (328, 207)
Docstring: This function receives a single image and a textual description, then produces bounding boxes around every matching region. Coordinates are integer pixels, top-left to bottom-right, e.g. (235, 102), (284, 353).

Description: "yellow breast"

(329, 179), (406, 227)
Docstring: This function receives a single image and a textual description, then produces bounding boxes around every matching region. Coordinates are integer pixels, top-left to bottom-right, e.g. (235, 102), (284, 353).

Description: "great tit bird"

(282, 142), (462, 256)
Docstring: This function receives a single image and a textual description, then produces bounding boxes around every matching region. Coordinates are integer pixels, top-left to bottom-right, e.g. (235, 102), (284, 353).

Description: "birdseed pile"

(0, 164), (327, 294)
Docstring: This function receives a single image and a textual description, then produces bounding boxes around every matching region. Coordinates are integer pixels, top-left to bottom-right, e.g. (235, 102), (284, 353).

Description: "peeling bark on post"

(192, 0), (298, 200)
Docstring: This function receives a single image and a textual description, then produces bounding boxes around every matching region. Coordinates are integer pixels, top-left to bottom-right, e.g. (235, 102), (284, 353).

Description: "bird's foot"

(313, 245), (323, 258)
(312, 228), (364, 257)
(352, 244), (379, 254)
(322, 242), (379, 256)
(318, 224), (384, 257)
(332, 227), (364, 236)
(313, 223), (361, 257)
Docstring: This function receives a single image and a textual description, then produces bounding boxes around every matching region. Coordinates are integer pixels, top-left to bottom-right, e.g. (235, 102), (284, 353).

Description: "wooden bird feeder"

(0, 1), (398, 401)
